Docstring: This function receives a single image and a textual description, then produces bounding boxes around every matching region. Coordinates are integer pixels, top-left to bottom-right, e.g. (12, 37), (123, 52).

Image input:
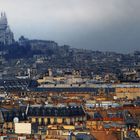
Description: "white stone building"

(0, 12), (14, 45)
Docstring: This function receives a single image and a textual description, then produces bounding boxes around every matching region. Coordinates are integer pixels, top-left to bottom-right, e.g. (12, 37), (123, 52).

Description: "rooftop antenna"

(26, 104), (30, 115)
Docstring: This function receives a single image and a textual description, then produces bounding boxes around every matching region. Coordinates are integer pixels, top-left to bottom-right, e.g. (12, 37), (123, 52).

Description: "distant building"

(0, 12), (14, 45)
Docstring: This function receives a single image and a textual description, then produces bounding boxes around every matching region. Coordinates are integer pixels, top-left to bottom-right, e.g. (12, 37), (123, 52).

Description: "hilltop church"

(0, 12), (14, 45)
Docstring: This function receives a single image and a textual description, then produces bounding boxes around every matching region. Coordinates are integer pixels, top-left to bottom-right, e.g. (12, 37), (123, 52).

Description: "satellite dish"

(13, 117), (19, 123)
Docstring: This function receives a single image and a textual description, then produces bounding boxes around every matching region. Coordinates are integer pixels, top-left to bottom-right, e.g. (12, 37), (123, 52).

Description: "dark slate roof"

(93, 112), (103, 120)
(1, 107), (27, 122)
(76, 134), (96, 140)
(32, 87), (115, 93)
(27, 105), (86, 117)
(122, 110), (138, 125)
(127, 131), (140, 140)
(0, 79), (38, 91)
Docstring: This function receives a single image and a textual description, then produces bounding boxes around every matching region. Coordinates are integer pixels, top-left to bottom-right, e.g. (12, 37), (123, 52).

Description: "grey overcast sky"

(0, 0), (140, 53)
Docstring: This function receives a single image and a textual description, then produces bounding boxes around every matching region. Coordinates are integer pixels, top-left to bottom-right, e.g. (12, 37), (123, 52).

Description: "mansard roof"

(27, 105), (86, 117)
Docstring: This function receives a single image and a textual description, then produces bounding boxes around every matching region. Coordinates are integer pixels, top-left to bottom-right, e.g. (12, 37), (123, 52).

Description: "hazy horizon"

(0, 0), (140, 53)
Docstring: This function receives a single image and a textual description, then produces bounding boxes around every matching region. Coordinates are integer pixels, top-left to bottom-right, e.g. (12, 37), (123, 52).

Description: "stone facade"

(0, 12), (14, 45)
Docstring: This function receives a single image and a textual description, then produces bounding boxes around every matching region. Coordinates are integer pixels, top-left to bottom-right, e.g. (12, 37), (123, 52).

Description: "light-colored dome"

(5, 26), (11, 33)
